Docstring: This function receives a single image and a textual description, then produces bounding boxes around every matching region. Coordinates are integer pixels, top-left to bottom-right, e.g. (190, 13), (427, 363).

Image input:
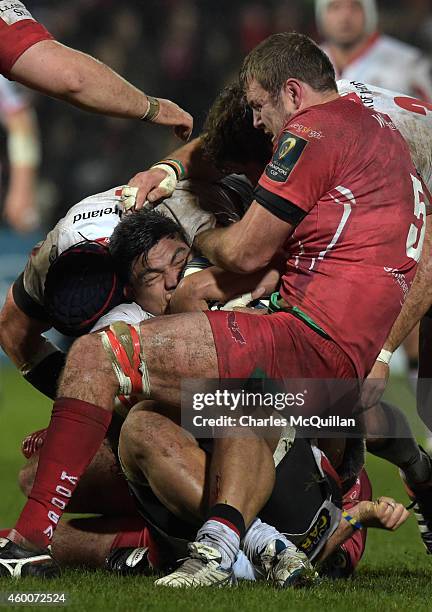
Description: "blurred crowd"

(1, 0), (432, 227)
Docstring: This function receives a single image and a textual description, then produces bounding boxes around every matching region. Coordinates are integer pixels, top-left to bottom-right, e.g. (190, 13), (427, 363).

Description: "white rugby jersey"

(325, 34), (432, 101)
(337, 79), (432, 194)
(15, 177), (253, 313)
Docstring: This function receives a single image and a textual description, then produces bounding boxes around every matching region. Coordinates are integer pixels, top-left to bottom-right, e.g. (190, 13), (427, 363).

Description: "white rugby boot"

(154, 542), (235, 588)
(259, 540), (318, 588)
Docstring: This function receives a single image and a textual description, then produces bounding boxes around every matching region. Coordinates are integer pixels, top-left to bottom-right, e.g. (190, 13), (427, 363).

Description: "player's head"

(44, 241), (124, 336)
(240, 32), (337, 138)
(109, 209), (190, 315)
(202, 83), (273, 183)
(316, 0), (378, 48)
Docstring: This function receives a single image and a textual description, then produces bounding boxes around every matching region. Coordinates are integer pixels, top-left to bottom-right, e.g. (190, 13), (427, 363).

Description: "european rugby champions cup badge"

(265, 131), (308, 182)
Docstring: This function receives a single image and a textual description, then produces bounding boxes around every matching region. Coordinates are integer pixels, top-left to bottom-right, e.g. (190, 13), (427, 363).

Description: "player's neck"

(300, 89), (340, 112)
(327, 32), (376, 73)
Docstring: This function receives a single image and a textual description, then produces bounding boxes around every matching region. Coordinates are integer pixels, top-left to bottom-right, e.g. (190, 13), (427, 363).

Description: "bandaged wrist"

(140, 95), (160, 121)
(149, 163), (178, 195)
(156, 159), (186, 180)
(8, 131), (41, 166)
(342, 510), (362, 531)
(376, 349), (393, 365)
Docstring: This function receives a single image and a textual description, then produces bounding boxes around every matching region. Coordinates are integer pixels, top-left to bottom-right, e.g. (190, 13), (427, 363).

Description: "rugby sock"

(13, 398), (112, 550)
(366, 403), (432, 485)
(242, 518), (292, 563)
(196, 504), (245, 569)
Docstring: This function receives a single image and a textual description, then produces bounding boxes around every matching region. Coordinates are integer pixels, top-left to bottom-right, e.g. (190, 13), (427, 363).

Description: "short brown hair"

(202, 83), (272, 171)
(239, 32), (337, 97)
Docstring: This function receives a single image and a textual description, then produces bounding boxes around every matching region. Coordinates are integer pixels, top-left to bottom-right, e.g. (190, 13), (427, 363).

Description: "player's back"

(259, 96), (422, 377)
(337, 79), (432, 195)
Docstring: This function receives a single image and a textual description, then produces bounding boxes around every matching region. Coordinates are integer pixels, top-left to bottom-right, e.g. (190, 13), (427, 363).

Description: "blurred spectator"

(0, 76), (40, 233)
(315, 0), (432, 99)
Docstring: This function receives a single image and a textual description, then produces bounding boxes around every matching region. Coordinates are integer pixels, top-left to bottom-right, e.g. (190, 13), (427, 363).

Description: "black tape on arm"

(24, 350), (67, 399)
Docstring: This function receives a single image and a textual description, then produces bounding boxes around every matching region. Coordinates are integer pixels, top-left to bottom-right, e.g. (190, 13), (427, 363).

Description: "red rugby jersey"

(255, 96), (424, 378)
(0, 1), (53, 77)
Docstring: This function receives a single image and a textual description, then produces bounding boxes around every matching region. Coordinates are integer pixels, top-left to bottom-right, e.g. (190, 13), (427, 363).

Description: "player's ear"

(282, 79), (302, 110)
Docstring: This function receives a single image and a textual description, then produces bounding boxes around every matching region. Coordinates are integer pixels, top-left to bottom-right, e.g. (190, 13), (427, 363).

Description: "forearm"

(194, 227), (251, 273)
(170, 266), (280, 313)
(383, 219), (432, 352)
(11, 41), (148, 119)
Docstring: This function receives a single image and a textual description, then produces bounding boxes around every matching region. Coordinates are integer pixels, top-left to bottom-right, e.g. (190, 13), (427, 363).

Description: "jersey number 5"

(406, 174), (426, 262)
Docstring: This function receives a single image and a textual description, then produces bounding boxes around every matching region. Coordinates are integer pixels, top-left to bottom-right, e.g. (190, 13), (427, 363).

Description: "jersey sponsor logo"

(290, 122), (323, 139)
(0, 1), (34, 25)
(298, 507), (331, 557)
(348, 81), (375, 108)
(72, 205), (122, 224)
(265, 131), (308, 183)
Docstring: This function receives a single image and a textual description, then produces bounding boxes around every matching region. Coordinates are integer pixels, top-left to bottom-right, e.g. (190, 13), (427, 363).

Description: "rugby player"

(0, 32), (420, 588)
(0, 0), (192, 139)
(315, 0), (432, 100)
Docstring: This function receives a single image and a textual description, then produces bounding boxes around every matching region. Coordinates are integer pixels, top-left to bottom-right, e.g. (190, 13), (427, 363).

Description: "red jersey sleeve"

(0, 1), (54, 78)
(255, 110), (337, 225)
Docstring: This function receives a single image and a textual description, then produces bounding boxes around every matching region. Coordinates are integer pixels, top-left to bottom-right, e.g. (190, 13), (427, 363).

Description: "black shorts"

(126, 437), (341, 562)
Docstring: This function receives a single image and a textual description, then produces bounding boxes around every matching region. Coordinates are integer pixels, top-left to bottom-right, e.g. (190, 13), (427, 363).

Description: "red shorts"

(205, 310), (356, 380)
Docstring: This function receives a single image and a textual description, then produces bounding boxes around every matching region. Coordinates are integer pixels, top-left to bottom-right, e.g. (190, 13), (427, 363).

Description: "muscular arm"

(193, 201), (294, 274)
(10, 40), (192, 137)
(383, 216), (432, 353)
(0, 287), (50, 369)
(0, 288), (65, 398)
(169, 266), (281, 313)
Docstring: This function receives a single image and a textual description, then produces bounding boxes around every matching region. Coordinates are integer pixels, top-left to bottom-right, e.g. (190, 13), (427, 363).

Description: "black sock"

(206, 503), (246, 540)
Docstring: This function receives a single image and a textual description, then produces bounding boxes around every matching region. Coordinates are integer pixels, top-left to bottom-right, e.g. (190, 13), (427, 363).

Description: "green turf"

(0, 366), (431, 611)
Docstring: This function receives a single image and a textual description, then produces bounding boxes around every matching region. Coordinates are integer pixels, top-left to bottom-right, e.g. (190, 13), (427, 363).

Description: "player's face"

(246, 79), (291, 141)
(130, 236), (191, 315)
(322, 0), (366, 47)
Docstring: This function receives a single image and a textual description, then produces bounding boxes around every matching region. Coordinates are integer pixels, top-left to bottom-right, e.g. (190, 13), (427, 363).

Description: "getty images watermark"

(181, 379), (363, 438)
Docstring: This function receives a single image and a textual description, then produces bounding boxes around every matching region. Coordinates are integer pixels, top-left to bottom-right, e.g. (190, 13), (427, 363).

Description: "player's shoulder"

(287, 96), (364, 138)
(61, 186), (124, 226)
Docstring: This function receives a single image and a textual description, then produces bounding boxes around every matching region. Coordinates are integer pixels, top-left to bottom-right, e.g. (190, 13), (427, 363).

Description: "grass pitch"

(0, 366), (431, 611)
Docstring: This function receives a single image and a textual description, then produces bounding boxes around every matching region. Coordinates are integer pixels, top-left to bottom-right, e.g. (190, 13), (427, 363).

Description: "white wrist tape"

(376, 349), (393, 365)
(19, 338), (59, 376)
(7, 131), (41, 166)
(150, 163), (178, 197)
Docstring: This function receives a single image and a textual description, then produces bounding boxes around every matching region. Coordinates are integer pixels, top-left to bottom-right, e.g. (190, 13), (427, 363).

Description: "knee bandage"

(99, 321), (151, 397)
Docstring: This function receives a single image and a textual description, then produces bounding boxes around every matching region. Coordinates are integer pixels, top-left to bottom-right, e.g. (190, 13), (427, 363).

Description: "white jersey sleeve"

(90, 302), (153, 332)
(337, 79), (432, 195)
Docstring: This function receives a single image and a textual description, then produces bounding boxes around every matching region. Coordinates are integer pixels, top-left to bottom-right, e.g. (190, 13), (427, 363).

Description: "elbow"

(60, 68), (86, 97)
